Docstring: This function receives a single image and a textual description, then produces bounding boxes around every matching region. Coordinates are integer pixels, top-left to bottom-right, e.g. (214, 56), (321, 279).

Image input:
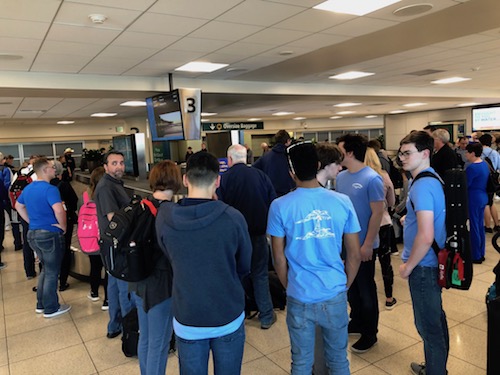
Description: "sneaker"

(485, 227), (493, 233)
(87, 292), (100, 302)
(351, 335), (377, 353)
(385, 298), (397, 310)
(43, 304), (71, 318)
(391, 250), (399, 256)
(101, 300), (109, 311)
(0, 262), (6, 270)
(27, 272), (37, 280)
(35, 307), (44, 314)
(107, 330), (121, 339)
(261, 312), (277, 329)
(59, 283), (69, 292)
(410, 362), (426, 375)
(348, 322), (361, 336)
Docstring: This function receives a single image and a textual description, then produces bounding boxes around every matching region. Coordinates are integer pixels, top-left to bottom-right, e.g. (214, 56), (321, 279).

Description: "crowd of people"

(0, 126), (495, 375)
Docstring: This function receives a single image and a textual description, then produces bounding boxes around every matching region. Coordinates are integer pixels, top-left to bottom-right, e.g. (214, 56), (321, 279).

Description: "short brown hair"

(149, 160), (182, 193)
(33, 157), (51, 174)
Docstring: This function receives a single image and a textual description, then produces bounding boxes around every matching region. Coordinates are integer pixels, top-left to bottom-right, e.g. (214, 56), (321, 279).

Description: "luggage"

(122, 308), (139, 357)
(77, 191), (100, 255)
(9, 170), (35, 208)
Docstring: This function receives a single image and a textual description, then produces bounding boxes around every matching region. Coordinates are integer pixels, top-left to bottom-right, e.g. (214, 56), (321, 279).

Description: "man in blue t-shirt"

(268, 142), (361, 375)
(336, 134), (384, 353)
(399, 131), (448, 375)
(16, 157), (70, 318)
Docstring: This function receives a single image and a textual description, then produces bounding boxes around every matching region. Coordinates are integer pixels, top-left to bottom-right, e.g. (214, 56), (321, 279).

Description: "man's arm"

(399, 210), (434, 279)
(15, 201), (29, 223)
(52, 202), (67, 233)
(271, 236), (287, 289)
(344, 232), (361, 288)
(360, 201), (384, 261)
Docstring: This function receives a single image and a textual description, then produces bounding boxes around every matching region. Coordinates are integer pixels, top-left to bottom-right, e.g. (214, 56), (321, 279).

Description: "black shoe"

(348, 322), (361, 336)
(351, 335), (377, 353)
(485, 227), (493, 233)
(107, 330), (121, 339)
(472, 259), (483, 264)
(14, 245), (22, 251)
(59, 283), (69, 291)
(495, 226), (500, 232)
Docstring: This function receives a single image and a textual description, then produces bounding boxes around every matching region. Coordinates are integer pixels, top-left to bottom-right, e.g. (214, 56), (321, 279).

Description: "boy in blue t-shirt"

(399, 131), (448, 375)
(268, 142), (361, 375)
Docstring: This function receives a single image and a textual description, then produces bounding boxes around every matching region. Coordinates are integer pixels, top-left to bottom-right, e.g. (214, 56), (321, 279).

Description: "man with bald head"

(218, 143), (277, 329)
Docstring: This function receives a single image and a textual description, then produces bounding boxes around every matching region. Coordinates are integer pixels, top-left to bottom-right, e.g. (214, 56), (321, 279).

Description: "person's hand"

(399, 263), (412, 279)
(400, 215), (406, 226)
(360, 243), (373, 262)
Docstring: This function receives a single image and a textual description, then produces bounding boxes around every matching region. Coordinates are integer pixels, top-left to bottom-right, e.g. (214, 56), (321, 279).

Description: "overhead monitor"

(472, 105), (500, 131)
(146, 90), (185, 141)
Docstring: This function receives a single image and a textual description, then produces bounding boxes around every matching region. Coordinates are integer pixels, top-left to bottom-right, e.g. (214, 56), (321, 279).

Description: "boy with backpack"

(398, 131), (449, 375)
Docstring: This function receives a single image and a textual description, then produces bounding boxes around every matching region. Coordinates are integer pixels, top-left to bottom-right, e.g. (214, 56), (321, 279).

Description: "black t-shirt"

(94, 174), (130, 235)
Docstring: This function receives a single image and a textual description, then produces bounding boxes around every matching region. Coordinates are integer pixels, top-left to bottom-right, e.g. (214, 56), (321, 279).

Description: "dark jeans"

(377, 224), (394, 299)
(348, 257), (379, 337)
(59, 217), (75, 286)
(250, 235), (274, 324)
(21, 217), (36, 277)
(409, 266), (449, 375)
(89, 254), (108, 299)
(6, 204), (22, 248)
(0, 206), (4, 250)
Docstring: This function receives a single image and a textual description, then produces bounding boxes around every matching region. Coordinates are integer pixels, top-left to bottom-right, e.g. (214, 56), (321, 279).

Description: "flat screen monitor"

(472, 106), (500, 131)
(147, 90), (184, 141)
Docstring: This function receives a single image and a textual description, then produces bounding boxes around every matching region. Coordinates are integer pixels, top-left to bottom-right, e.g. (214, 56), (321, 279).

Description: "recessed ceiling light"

(329, 71), (375, 80)
(457, 102), (481, 107)
(120, 101), (146, 107)
(57, 121), (75, 125)
(389, 110), (408, 114)
(334, 102), (362, 107)
(431, 77), (471, 84)
(365, 115), (378, 118)
(403, 102), (427, 107)
(330, 116), (343, 119)
(279, 50), (294, 56)
(272, 112), (295, 116)
(175, 62), (228, 73)
(0, 53), (23, 60)
(314, 0), (401, 16)
(201, 112), (217, 117)
(393, 3), (433, 17)
(247, 118), (262, 121)
(336, 111), (355, 115)
(293, 117), (306, 120)
(91, 113), (117, 117)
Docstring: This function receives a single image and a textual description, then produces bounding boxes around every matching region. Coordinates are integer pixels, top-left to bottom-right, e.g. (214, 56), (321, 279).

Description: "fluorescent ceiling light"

(91, 112), (117, 117)
(247, 118), (262, 121)
(201, 112), (217, 116)
(120, 101), (146, 107)
(457, 102), (481, 107)
(175, 61), (228, 73)
(314, 0), (401, 16)
(293, 117), (306, 120)
(57, 120), (75, 125)
(334, 102), (362, 107)
(365, 115), (378, 118)
(403, 102), (427, 107)
(329, 71), (374, 80)
(389, 110), (408, 114)
(431, 77), (470, 84)
(330, 116), (343, 119)
(272, 112), (295, 116)
(336, 111), (355, 115)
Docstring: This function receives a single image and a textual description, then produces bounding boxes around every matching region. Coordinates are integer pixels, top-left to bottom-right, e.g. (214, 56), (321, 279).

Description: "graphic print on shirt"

(295, 209), (335, 240)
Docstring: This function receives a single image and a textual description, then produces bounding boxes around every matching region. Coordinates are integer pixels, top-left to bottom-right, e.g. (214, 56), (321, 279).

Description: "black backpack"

(389, 157), (403, 189)
(122, 308), (139, 357)
(9, 170), (35, 208)
(100, 196), (158, 282)
(484, 156), (500, 194)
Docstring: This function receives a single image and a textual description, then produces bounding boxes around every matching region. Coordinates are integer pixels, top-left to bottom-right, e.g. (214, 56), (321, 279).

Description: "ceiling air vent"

(406, 69), (445, 76)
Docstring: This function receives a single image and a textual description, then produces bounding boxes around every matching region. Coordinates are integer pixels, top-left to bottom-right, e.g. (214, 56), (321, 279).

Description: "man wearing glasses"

(16, 158), (70, 318)
(398, 131), (449, 375)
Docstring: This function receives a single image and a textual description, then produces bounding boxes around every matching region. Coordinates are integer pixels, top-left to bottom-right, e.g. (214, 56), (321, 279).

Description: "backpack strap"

(409, 171), (444, 255)
(141, 198), (158, 217)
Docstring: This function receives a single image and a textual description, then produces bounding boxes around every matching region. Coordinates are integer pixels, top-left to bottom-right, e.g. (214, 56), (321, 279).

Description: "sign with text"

(203, 121), (264, 132)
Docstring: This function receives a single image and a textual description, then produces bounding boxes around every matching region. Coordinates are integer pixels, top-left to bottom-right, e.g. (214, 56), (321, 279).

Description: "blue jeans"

(250, 235), (274, 324)
(107, 274), (134, 334)
(176, 322), (245, 375)
(409, 266), (449, 375)
(27, 230), (64, 314)
(287, 293), (350, 375)
(131, 292), (173, 375)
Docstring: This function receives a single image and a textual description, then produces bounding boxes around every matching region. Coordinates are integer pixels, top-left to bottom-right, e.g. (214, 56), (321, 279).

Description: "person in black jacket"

(51, 160), (78, 291)
(431, 128), (457, 178)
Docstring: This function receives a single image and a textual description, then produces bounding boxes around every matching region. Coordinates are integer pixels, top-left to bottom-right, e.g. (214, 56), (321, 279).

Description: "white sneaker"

(35, 308), (44, 314)
(87, 292), (100, 302)
(43, 304), (71, 318)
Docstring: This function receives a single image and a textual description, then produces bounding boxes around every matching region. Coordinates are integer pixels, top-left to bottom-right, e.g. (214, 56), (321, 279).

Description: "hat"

(287, 141), (318, 181)
(64, 148), (74, 153)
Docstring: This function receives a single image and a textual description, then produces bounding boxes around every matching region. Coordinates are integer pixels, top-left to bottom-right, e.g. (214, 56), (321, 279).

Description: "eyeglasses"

(397, 150), (419, 159)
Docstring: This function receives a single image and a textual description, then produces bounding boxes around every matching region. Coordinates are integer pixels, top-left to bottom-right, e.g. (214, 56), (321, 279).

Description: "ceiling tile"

(0, 0), (61, 22)
(128, 13), (208, 36)
(166, 37), (233, 53)
(41, 98), (100, 117)
(273, 8), (355, 33)
(242, 28), (310, 46)
(262, 0), (322, 7)
(215, 42), (273, 57)
(216, 0), (304, 27)
(0, 37), (43, 52)
(45, 24), (122, 45)
(98, 45), (158, 60)
(286, 33), (349, 49)
(0, 57), (35, 72)
(189, 21), (263, 42)
(66, 0), (155, 11)
(0, 19), (50, 39)
(322, 17), (398, 37)
(40, 40), (104, 57)
(111, 31), (180, 49)
(19, 97), (64, 110)
(149, 0), (243, 19)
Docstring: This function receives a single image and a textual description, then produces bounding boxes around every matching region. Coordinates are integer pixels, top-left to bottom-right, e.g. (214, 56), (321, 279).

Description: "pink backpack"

(77, 191), (100, 255)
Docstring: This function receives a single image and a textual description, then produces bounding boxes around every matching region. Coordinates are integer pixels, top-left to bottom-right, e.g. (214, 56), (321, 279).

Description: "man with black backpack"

(94, 151), (135, 339)
(398, 131), (449, 375)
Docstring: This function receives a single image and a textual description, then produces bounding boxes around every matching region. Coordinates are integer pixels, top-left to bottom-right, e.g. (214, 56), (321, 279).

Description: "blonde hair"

(364, 147), (383, 176)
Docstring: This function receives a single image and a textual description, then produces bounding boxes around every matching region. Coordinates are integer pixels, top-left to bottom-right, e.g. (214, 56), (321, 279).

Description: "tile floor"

(0, 228), (497, 375)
